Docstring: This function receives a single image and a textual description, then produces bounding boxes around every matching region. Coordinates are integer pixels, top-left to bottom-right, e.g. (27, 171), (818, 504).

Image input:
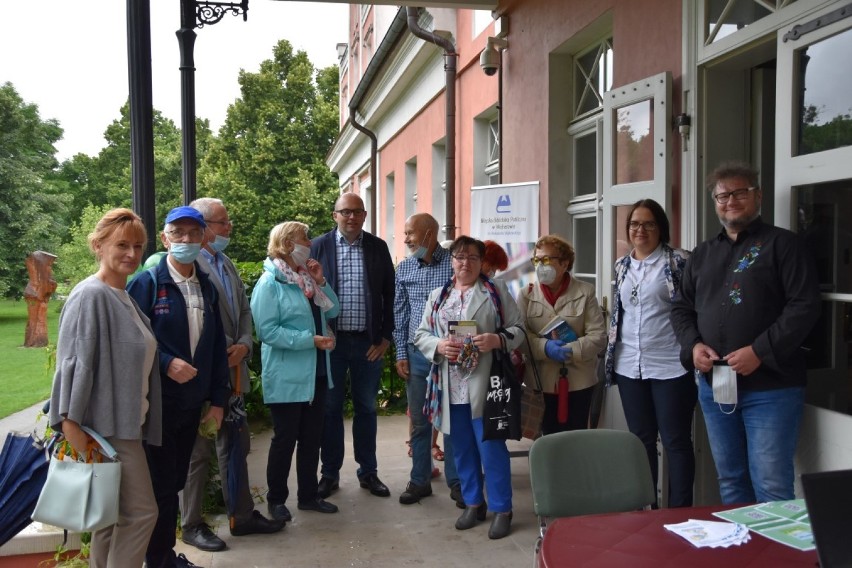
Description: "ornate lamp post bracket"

(195, 0), (249, 28)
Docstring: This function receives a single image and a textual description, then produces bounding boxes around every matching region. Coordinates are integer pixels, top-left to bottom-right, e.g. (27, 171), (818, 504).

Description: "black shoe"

(267, 502), (292, 523)
(488, 511), (513, 540)
(399, 481), (433, 505)
(175, 552), (204, 567)
(359, 473), (391, 497)
(297, 498), (339, 513)
(455, 503), (487, 530)
(230, 511), (286, 536)
(449, 483), (465, 509)
(180, 523), (226, 552)
(317, 477), (339, 499)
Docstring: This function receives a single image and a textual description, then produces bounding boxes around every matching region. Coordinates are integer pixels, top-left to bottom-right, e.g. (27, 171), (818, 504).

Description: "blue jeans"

(449, 404), (512, 513)
(321, 332), (384, 480)
(407, 345), (459, 488)
(698, 378), (804, 504)
(615, 372), (696, 507)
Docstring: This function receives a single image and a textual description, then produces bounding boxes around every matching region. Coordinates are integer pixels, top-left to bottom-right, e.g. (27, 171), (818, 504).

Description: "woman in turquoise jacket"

(251, 221), (340, 522)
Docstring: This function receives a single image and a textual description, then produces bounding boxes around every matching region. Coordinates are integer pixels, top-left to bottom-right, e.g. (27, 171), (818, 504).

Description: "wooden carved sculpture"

(24, 251), (58, 348)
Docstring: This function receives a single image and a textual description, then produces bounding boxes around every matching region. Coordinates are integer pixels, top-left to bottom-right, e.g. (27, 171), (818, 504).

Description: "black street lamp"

(177, 0), (249, 205)
(127, 0), (248, 253)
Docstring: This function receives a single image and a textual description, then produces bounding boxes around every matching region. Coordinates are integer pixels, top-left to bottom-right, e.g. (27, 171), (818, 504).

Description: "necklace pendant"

(630, 295), (639, 306)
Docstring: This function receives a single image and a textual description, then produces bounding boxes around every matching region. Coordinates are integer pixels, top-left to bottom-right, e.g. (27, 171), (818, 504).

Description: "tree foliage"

(198, 40), (340, 260)
(0, 83), (69, 298)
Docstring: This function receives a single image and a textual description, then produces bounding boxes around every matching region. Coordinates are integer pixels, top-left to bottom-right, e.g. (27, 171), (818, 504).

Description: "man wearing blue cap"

(127, 206), (231, 568)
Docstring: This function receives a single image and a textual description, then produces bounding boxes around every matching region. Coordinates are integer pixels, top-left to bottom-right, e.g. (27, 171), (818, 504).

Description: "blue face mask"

(170, 242), (202, 264)
(210, 235), (230, 253)
(410, 231), (430, 260)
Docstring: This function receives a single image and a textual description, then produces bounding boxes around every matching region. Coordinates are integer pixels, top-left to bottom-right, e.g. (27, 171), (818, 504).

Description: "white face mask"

(536, 264), (558, 286)
(712, 362), (738, 408)
(289, 243), (310, 267)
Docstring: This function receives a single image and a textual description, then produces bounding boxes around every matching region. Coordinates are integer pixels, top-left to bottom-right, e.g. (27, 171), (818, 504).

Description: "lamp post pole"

(127, 0), (157, 254)
(176, 0), (249, 204)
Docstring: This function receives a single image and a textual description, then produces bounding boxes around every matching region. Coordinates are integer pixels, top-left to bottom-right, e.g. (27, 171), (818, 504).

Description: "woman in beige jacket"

(517, 234), (607, 434)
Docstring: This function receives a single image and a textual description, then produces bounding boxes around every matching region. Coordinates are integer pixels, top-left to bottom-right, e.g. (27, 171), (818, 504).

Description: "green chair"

(528, 429), (656, 563)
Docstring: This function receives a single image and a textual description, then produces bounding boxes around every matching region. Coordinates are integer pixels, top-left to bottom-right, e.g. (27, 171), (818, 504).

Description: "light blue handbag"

(32, 426), (121, 532)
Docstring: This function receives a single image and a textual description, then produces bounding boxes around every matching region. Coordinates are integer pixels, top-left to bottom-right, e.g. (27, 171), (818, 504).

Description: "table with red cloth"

(540, 505), (818, 568)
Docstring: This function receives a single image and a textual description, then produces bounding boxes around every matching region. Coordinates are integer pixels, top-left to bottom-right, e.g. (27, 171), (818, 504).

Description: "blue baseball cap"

(164, 206), (206, 228)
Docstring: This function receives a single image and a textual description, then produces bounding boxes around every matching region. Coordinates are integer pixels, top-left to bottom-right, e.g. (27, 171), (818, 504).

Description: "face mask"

(410, 231), (430, 260)
(169, 242), (202, 264)
(210, 235), (230, 253)
(711, 361), (738, 409)
(289, 243), (310, 267)
(536, 264), (558, 286)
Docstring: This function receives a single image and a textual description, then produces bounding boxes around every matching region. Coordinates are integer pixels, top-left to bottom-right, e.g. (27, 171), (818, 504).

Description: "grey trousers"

(179, 420), (254, 528)
(90, 438), (157, 568)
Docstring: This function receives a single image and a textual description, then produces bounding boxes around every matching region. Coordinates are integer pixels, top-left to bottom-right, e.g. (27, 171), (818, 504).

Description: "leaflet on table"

(712, 499), (814, 551)
(538, 316), (578, 343)
(664, 519), (751, 548)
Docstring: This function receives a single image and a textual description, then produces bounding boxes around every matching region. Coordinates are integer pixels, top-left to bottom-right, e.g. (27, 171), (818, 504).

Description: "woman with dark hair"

(517, 234), (607, 434)
(49, 208), (162, 568)
(414, 236), (524, 540)
(604, 198), (696, 507)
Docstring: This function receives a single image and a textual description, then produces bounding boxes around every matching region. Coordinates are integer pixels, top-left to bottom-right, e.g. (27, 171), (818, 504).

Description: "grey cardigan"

(50, 275), (162, 445)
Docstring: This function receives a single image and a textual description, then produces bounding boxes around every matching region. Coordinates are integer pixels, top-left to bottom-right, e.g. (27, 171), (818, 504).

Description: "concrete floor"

(0, 405), (537, 567)
(177, 414), (537, 568)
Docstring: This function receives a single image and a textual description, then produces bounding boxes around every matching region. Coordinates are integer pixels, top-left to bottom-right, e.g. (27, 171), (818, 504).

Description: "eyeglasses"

(628, 221), (658, 232)
(713, 187), (757, 205)
(334, 208), (367, 218)
(452, 254), (481, 264)
(530, 256), (564, 266)
(205, 218), (232, 227)
(165, 228), (204, 240)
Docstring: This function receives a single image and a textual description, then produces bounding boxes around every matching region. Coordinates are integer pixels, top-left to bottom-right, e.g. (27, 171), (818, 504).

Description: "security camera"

(480, 37), (508, 77)
(480, 47), (500, 76)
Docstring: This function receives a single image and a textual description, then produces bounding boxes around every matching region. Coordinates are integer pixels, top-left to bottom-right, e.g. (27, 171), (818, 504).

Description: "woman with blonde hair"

(49, 207), (162, 568)
(251, 221), (340, 522)
(517, 234), (607, 434)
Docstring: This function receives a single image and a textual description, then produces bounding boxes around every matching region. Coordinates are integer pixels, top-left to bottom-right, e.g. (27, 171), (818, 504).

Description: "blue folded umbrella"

(0, 431), (56, 547)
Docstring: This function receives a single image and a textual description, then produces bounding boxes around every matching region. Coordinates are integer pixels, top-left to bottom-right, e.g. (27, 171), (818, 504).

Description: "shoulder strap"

(147, 267), (157, 309)
(480, 274), (504, 329)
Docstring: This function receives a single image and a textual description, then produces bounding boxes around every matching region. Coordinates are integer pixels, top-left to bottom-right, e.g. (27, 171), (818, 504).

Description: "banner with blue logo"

(470, 181), (539, 242)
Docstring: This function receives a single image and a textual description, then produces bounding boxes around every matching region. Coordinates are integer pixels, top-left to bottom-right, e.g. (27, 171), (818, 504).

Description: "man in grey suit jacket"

(179, 198), (283, 552)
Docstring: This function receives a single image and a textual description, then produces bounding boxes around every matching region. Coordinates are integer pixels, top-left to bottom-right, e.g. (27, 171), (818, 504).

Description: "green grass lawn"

(0, 300), (59, 419)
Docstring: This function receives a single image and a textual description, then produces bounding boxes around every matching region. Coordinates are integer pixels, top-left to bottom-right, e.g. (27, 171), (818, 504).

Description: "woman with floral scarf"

(251, 221), (340, 522)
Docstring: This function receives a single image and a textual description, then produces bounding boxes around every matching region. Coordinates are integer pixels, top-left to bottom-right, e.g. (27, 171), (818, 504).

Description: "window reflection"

(797, 28), (852, 155)
(798, 179), (852, 415)
(614, 100), (654, 184)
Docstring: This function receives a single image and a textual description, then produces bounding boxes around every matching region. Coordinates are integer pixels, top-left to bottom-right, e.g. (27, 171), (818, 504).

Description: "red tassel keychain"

(557, 367), (569, 424)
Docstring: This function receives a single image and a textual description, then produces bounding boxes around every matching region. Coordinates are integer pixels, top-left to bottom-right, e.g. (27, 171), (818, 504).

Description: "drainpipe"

(349, 115), (378, 234)
(406, 7), (457, 240)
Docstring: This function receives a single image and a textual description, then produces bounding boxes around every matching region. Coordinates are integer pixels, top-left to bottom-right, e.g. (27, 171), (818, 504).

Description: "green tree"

(53, 103), (214, 276)
(198, 40), (340, 261)
(0, 82), (69, 298)
(54, 204), (112, 287)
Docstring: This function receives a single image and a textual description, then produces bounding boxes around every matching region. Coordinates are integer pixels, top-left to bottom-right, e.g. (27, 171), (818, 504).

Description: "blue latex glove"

(545, 339), (573, 362)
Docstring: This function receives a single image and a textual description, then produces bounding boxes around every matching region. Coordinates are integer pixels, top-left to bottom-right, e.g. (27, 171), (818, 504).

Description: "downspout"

(406, 7), (457, 240)
(348, 116), (378, 234)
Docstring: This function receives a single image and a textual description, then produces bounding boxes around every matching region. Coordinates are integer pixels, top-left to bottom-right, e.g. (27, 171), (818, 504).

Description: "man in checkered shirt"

(311, 193), (395, 499)
(394, 213), (463, 507)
